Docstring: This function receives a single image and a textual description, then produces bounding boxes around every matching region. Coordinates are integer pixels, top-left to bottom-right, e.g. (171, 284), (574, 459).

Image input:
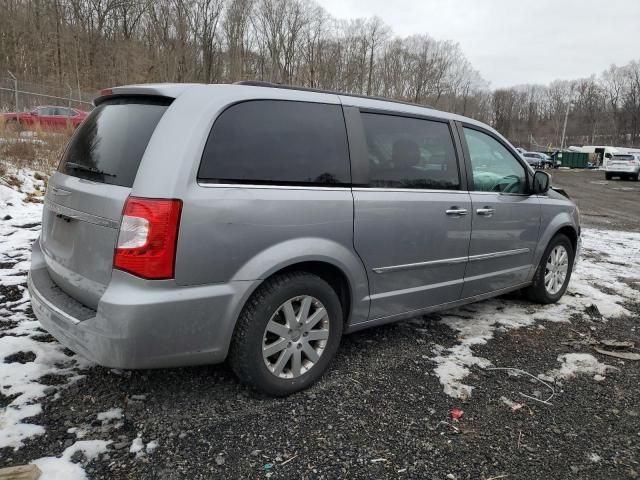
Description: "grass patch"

(0, 118), (73, 174)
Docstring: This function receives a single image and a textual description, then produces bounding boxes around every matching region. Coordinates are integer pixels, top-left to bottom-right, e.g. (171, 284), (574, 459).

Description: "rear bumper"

(28, 239), (255, 369)
(606, 167), (639, 174)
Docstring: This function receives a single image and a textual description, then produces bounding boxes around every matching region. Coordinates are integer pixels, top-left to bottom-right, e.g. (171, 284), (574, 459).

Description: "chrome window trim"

(372, 247), (530, 274)
(468, 191), (531, 197)
(198, 182), (468, 194)
(197, 182), (350, 191)
(352, 187), (468, 194)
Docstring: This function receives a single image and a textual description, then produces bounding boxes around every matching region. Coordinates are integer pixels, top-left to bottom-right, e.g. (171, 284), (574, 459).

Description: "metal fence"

(0, 73), (97, 113)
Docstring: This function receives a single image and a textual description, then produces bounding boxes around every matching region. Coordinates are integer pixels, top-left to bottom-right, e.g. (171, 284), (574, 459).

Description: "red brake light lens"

(100, 88), (113, 96)
(114, 197), (182, 279)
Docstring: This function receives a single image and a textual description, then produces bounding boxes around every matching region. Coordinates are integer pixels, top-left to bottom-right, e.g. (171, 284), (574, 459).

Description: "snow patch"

(589, 453), (602, 463)
(129, 435), (144, 454)
(0, 167), (91, 450)
(67, 427), (87, 439)
(96, 408), (123, 423)
(32, 440), (111, 480)
(550, 353), (613, 380)
(146, 440), (159, 454)
(429, 228), (640, 399)
(0, 330), (79, 449)
(430, 299), (548, 399)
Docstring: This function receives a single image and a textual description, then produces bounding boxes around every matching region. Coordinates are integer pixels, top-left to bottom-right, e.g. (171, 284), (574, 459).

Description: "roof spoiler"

(94, 84), (194, 106)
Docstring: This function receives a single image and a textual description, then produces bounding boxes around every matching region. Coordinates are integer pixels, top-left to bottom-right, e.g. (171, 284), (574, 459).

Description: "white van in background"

(569, 146), (623, 168)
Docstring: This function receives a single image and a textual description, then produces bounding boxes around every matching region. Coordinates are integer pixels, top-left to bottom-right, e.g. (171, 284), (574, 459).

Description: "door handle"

(476, 207), (495, 217)
(445, 207), (468, 217)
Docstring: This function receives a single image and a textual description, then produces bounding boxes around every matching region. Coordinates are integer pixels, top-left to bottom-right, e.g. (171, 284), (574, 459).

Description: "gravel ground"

(550, 168), (640, 231)
(1, 167), (639, 480)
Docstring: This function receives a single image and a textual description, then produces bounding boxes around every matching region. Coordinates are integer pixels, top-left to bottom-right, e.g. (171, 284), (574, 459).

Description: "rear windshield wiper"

(65, 162), (117, 177)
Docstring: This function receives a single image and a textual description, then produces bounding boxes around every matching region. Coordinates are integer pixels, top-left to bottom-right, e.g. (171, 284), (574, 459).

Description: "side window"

(198, 100), (350, 186)
(36, 107), (53, 115)
(463, 128), (527, 194)
(360, 113), (460, 190)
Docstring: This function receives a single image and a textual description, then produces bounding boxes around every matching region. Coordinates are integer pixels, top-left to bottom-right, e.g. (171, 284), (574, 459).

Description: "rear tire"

(525, 234), (575, 304)
(229, 272), (343, 396)
(605, 173), (612, 180)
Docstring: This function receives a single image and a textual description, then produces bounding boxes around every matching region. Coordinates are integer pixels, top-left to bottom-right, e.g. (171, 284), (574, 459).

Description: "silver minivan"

(28, 82), (580, 395)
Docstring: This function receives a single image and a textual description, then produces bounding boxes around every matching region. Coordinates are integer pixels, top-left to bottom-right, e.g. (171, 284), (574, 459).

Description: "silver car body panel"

(29, 83), (581, 369)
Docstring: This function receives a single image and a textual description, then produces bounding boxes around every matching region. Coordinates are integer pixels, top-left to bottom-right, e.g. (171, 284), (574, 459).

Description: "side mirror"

(532, 170), (551, 195)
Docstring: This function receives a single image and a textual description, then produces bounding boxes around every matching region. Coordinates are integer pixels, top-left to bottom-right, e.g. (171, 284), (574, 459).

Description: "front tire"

(525, 234), (575, 304)
(229, 272), (343, 396)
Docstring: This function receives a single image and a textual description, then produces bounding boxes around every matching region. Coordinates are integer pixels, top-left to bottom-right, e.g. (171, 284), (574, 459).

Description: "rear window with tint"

(198, 100), (351, 186)
(58, 97), (171, 187)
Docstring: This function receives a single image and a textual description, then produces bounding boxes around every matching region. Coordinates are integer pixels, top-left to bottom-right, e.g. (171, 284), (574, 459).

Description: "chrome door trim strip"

(367, 277), (464, 301)
(372, 248), (530, 274)
(372, 256), (468, 274)
(462, 264), (531, 282)
(44, 198), (119, 229)
(467, 247), (530, 262)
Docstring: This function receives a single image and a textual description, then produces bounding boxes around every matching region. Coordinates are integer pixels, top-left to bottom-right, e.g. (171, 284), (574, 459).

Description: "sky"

(315, 0), (640, 89)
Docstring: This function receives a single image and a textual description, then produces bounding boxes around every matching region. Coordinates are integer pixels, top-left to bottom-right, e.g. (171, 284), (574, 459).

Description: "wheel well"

(272, 262), (352, 323)
(556, 225), (578, 253)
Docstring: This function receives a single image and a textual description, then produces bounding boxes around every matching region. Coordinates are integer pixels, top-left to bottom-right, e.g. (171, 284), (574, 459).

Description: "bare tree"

(2, 0), (640, 148)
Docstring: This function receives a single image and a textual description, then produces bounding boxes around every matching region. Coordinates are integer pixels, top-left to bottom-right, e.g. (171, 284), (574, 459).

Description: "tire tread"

(525, 233), (574, 304)
(228, 271), (340, 395)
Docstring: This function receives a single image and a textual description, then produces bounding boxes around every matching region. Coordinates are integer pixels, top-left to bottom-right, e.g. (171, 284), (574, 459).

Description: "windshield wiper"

(65, 162), (116, 177)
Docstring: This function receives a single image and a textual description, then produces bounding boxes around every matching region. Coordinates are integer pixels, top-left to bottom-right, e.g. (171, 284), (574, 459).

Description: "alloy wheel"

(262, 295), (330, 379)
(545, 245), (569, 295)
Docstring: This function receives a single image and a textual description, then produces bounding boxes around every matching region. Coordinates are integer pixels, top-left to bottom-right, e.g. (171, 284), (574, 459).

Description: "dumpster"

(538, 151), (590, 168)
(555, 151), (589, 168)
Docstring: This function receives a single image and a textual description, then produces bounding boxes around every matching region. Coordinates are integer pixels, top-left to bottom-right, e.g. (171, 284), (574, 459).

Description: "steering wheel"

(491, 174), (521, 193)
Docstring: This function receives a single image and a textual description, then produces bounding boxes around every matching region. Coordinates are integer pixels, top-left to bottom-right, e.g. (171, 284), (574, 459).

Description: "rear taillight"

(114, 197), (182, 279)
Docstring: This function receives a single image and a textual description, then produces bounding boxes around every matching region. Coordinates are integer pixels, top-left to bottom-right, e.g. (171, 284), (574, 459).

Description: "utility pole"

(7, 70), (18, 112)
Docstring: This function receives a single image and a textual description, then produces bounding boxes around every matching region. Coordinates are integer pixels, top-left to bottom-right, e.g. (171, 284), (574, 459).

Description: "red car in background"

(1, 105), (88, 130)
